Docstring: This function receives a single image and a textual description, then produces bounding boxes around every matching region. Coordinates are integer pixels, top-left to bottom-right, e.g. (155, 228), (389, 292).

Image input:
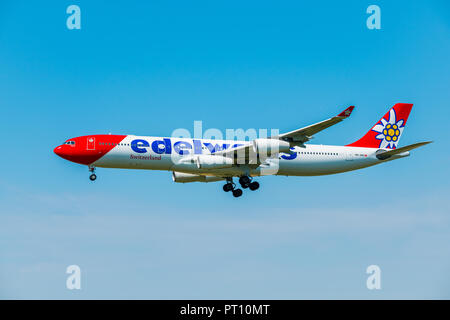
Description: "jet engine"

(195, 155), (234, 170)
(252, 138), (291, 156)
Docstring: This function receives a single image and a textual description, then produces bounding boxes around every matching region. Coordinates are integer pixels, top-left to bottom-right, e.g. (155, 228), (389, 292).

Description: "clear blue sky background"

(0, 0), (449, 299)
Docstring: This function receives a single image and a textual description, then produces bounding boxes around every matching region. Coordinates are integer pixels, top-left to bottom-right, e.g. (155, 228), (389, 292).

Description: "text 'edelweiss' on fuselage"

(54, 103), (431, 198)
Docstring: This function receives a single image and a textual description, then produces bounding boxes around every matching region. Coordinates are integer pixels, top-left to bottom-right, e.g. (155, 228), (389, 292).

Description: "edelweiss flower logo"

(372, 108), (404, 149)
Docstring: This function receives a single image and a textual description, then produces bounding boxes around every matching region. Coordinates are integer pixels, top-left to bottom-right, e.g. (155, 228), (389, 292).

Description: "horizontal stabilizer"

(376, 141), (432, 160)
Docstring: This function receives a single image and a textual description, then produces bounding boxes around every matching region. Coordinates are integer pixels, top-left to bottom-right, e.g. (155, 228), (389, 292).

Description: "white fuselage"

(92, 135), (405, 178)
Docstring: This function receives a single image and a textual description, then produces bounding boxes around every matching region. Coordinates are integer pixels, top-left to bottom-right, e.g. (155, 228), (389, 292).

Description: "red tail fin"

(346, 103), (413, 149)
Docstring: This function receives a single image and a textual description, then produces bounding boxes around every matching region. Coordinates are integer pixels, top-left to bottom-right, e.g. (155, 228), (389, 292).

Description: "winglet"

(337, 106), (355, 118)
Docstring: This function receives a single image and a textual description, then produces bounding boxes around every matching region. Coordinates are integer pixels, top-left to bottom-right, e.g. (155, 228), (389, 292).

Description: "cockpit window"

(64, 141), (75, 145)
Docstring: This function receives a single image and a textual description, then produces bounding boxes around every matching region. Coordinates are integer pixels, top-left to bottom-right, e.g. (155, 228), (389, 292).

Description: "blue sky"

(0, 0), (449, 299)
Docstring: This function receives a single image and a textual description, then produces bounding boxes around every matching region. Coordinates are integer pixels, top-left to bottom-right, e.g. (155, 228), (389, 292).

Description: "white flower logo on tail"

(372, 108), (404, 149)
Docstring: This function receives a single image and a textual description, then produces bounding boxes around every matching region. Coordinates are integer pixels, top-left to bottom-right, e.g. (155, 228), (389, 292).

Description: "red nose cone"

(54, 146), (63, 156)
(54, 145), (70, 159)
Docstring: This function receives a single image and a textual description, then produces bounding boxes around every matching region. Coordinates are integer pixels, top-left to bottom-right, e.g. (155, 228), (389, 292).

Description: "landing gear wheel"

(223, 183), (233, 192)
(89, 173), (97, 181)
(232, 188), (243, 198)
(249, 181), (259, 191)
(239, 176), (251, 186)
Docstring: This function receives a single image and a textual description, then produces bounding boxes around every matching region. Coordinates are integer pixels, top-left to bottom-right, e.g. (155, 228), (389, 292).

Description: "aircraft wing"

(275, 106), (354, 143)
(376, 141), (432, 160)
(212, 106), (355, 164)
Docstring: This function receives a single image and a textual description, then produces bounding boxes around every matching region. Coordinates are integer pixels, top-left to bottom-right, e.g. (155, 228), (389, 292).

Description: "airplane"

(54, 103), (431, 198)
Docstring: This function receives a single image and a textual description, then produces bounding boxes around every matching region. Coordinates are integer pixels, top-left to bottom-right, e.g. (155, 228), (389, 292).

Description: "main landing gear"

(223, 179), (242, 198)
(89, 166), (97, 181)
(223, 176), (259, 198)
(238, 176), (259, 191)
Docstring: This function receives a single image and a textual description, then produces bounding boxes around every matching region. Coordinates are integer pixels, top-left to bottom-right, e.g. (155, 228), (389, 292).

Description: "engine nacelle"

(195, 155), (234, 170)
(172, 171), (224, 183)
(252, 138), (291, 156)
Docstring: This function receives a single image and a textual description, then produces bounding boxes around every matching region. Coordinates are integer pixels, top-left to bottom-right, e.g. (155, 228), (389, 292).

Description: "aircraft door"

(87, 137), (96, 150)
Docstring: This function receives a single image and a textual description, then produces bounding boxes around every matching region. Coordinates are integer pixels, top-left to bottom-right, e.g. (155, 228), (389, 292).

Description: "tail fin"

(346, 103), (413, 149)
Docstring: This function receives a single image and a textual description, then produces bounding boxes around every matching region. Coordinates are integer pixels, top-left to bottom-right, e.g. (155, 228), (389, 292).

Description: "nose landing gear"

(89, 166), (97, 181)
